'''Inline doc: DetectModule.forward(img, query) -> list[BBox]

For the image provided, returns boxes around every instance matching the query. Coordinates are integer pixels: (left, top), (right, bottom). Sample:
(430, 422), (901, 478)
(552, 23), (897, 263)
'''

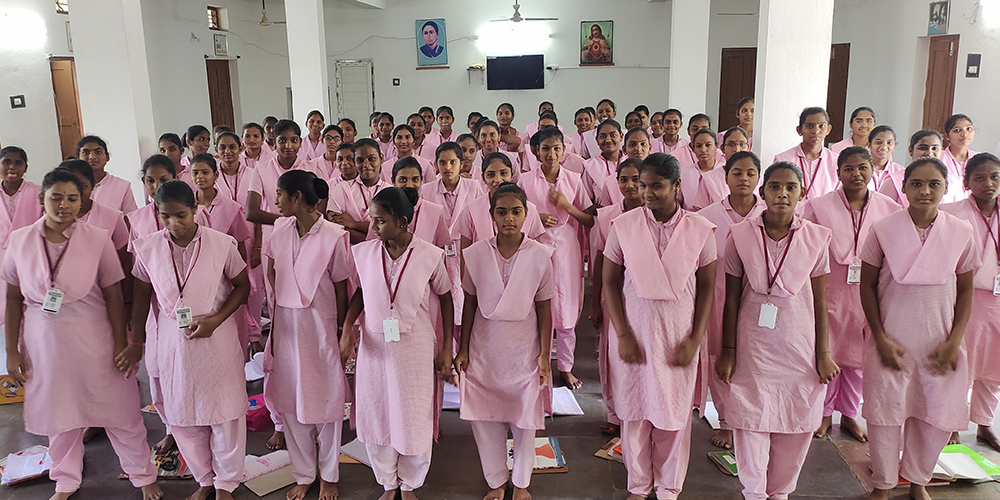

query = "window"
(207, 6), (221, 30)
(56, 0), (69, 14)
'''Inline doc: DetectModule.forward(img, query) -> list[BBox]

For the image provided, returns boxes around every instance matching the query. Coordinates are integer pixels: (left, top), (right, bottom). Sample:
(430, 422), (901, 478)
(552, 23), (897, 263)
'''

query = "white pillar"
(753, 0), (835, 163)
(668, 0), (711, 122)
(70, 0), (156, 193)
(285, 0), (330, 123)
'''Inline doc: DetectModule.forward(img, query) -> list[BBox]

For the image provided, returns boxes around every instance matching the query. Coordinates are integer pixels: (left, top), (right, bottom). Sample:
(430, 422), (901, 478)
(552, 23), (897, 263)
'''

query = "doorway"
(825, 43), (851, 144)
(206, 59), (235, 130)
(922, 34), (959, 132)
(335, 59), (375, 126)
(49, 57), (83, 160)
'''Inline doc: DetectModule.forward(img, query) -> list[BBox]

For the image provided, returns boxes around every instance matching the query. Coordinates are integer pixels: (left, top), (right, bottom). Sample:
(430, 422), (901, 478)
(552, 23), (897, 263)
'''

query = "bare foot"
(512, 486), (531, 500)
(484, 485), (505, 500)
(48, 492), (75, 500)
(909, 483), (932, 500)
(814, 415), (833, 439)
(82, 427), (104, 443)
(561, 371), (583, 390)
(401, 490), (419, 500)
(153, 434), (175, 453)
(711, 429), (733, 449)
(377, 489), (397, 500)
(216, 489), (235, 500)
(977, 425), (1000, 451)
(142, 483), (164, 500)
(185, 486), (213, 500)
(287, 483), (312, 500)
(319, 480), (339, 500)
(267, 430), (286, 450)
(599, 422), (620, 436)
(948, 431), (961, 445)
(841, 416), (868, 442)
(867, 488), (890, 500)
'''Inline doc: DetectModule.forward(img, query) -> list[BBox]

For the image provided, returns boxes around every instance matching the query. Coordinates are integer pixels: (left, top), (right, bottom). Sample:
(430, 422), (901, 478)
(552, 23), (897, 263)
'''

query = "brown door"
(825, 43), (851, 144)
(50, 58), (84, 160)
(922, 34), (959, 132)
(718, 48), (757, 132)
(206, 60), (235, 130)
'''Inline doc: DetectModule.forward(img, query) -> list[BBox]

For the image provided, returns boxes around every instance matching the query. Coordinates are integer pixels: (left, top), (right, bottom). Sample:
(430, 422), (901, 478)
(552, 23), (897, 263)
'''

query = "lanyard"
(382, 247), (414, 310)
(357, 181), (376, 212)
(602, 154), (621, 176)
(169, 238), (202, 300)
(221, 168), (239, 202)
(760, 225), (795, 297)
(974, 197), (1000, 265)
(410, 203), (420, 231)
(798, 154), (823, 200)
(42, 232), (70, 288)
(839, 190), (869, 258)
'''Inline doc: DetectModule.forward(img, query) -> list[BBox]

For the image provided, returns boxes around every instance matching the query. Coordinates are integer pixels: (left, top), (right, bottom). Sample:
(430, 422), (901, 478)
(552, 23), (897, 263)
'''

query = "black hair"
(42, 167), (85, 195)
(737, 97), (754, 110)
(142, 154), (177, 177)
(640, 153), (681, 183)
(762, 161), (804, 185)
(154, 180), (196, 209)
(624, 127), (650, 143)
(436, 106), (454, 118)
(532, 126), (564, 147)
(263, 116), (279, 125)
(354, 138), (381, 156)
(689, 113), (712, 128)
(617, 157), (643, 176)
(242, 122), (266, 137)
(538, 111), (558, 126)
(624, 111), (641, 125)
(322, 124), (344, 138)
(306, 110), (324, 122)
(692, 128), (717, 145)
(965, 153), (1000, 185)
(369, 111), (382, 122)
(597, 119), (622, 136)
(392, 156), (423, 181)
(496, 102), (515, 117)
(216, 131), (242, 148)
(476, 119), (501, 136)
(724, 151), (761, 175)
(407, 113), (425, 129)
(904, 157), (949, 183)
(850, 106), (875, 122)
(663, 108), (683, 121)
(392, 124), (416, 139)
(336, 143), (355, 154)
(184, 125), (210, 144)
(418, 106), (434, 115)
(213, 125), (234, 136)
(337, 118), (357, 131)
(797, 107), (829, 127)
(457, 133), (478, 147)
(722, 126), (749, 145)
(908, 129), (943, 151)
(597, 98), (616, 112)
(867, 125), (895, 145)
(158, 133), (184, 150)
(274, 119), (301, 137)
(490, 182), (528, 212)
(191, 153), (218, 173)
(57, 159), (94, 186)
(372, 187), (415, 224)
(574, 108), (591, 119)
(278, 170), (329, 206)
(633, 104), (650, 115)
(378, 112), (394, 124)
(944, 113), (973, 134)
(436, 141), (463, 162)
(0, 146), (27, 164)
(76, 135), (108, 156)
(467, 111), (484, 125)
(538, 101), (554, 111)
(421, 20), (439, 34)
(837, 146), (873, 168)
(482, 151), (513, 174)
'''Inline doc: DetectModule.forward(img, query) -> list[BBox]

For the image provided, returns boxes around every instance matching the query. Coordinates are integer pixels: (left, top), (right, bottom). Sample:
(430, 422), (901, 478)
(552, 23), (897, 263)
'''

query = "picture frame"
(581, 20), (613, 66)
(416, 18), (448, 68)
(214, 33), (228, 57)
(928, 0), (949, 35)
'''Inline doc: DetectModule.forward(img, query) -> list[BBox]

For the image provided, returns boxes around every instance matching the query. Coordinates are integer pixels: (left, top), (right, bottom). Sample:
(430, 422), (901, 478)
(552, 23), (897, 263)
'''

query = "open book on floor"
(1, 445), (51, 485)
(120, 450), (193, 480)
(931, 444), (1000, 483)
(594, 437), (623, 464)
(508, 436), (567, 474)
(708, 450), (738, 476)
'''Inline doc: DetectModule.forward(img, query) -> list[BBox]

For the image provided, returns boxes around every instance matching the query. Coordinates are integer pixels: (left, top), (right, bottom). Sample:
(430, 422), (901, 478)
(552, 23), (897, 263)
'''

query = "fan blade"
(489, 18), (512, 22)
(523, 17), (558, 21)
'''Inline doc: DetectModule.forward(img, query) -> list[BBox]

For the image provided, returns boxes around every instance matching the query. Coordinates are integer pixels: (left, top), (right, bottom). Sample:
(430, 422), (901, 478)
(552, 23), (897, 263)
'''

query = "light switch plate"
(9, 95), (25, 109)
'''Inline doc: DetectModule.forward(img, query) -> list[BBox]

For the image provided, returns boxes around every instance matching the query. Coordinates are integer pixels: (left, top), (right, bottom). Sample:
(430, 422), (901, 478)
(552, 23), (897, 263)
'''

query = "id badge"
(42, 289), (63, 314)
(758, 302), (778, 329)
(994, 274), (1000, 297)
(444, 242), (457, 258)
(847, 263), (862, 285)
(176, 306), (193, 329)
(383, 317), (400, 342)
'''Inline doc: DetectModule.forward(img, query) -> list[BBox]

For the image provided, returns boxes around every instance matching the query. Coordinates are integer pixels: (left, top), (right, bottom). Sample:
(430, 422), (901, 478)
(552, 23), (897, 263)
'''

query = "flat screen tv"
(486, 55), (544, 90)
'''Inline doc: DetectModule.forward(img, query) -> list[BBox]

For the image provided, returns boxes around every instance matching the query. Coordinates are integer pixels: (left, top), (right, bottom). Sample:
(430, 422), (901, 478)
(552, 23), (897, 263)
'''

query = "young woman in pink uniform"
(519, 127), (593, 390)
(338, 119), (358, 145)
(879, 130), (944, 208)
(865, 125), (904, 193)
(861, 157), (978, 500)
(306, 124), (344, 180)
(716, 161), (839, 500)
(940, 114), (979, 204)
(436, 106), (458, 144)
(941, 152), (1000, 451)
(327, 138), (392, 244)
(496, 103), (527, 159)
(454, 152), (546, 251)
(383, 125), (436, 182)
(182, 125), (212, 171)
(130, 180), (250, 500)
(239, 122), (275, 170)
(772, 107), (839, 202)
(603, 153), (717, 500)
(697, 151), (765, 450)
(583, 119), (624, 204)
(679, 128), (727, 211)
(340, 187), (454, 500)
(457, 134), (479, 180)
(803, 147), (901, 442)
(76, 136), (139, 216)
(158, 133), (186, 174)
(0, 145), (43, 258)
(387, 158), (451, 247)
(4, 169), (162, 500)
(328, 143), (359, 187)
(720, 127), (751, 161)
(297, 110), (326, 162)
(830, 107), (876, 156)
(454, 183), (554, 500)
(474, 120), (521, 178)
(265, 170), (353, 500)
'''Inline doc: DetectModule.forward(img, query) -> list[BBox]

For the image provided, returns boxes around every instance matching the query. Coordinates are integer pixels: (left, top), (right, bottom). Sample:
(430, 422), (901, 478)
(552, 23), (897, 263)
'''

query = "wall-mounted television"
(486, 55), (544, 90)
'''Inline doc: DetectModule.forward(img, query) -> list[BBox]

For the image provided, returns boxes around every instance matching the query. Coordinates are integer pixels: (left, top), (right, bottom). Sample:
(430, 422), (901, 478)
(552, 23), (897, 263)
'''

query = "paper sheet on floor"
(340, 438), (371, 467)
(701, 401), (721, 430)
(442, 382), (460, 410)
(245, 352), (265, 381)
(547, 387), (584, 416)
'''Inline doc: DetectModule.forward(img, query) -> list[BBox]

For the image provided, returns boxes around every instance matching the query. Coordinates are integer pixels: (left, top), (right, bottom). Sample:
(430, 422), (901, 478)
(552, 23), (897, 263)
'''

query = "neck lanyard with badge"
(42, 232), (70, 314)
(221, 168), (239, 202)
(798, 154), (823, 200)
(974, 197), (1000, 296)
(170, 239), (201, 329)
(758, 225), (795, 329)
(381, 247), (414, 342)
(841, 191), (868, 285)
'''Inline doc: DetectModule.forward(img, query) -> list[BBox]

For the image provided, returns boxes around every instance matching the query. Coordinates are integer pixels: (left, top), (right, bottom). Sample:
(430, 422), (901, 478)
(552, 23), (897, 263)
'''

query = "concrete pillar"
(668, 0), (711, 121)
(753, 0), (835, 163)
(70, 0), (156, 194)
(284, 0), (330, 123)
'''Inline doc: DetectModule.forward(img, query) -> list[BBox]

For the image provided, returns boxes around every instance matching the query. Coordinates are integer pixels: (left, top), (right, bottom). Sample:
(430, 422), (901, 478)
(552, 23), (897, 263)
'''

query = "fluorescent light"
(477, 21), (550, 56)
(0, 10), (47, 50)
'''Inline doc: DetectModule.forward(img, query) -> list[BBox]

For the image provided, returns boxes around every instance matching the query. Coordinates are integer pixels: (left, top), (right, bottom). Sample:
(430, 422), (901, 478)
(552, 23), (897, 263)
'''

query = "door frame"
(49, 56), (84, 160)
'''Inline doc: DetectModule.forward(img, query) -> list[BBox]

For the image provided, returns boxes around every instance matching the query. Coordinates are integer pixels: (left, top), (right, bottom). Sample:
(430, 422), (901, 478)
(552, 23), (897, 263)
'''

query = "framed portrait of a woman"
(581, 21), (613, 66)
(416, 18), (448, 67)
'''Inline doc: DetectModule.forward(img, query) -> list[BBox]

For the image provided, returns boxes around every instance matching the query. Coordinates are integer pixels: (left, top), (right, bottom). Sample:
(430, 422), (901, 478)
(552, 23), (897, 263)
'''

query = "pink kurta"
(869, 161), (904, 194)
(604, 208), (716, 428)
(860, 210), (978, 430)
(327, 178), (391, 226)
(460, 237), (555, 430)
(413, 138), (440, 162)
(381, 155), (437, 184)
(523, 150), (585, 175)
(0, 180), (43, 326)
(453, 194), (546, 244)
(518, 167), (590, 330)
(674, 145), (725, 169)
(297, 135), (325, 162)
(238, 148), (277, 171)
(581, 128), (600, 160)
(723, 215), (831, 433)
(80, 202), (129, 250)
(471, 150), (521, 181)
(216, 164), (253, 210)
(196, 194), (253, 244)
(679, 163), (727, 211)
(263, 217), (354, 424)
(582, 155), (623, 202)
(127, 204), (161, 242)
(829, 137), (858, 157)
(352, 238), (451, 455)
(131, 226), (248, 427)
(377, 138), (397, 159)
(878, 169), (909, 208)
(3, 220), (135, 435)
(803, 190), (900, 368)
(772, 146), (840, 200)
(92, 173), (138, 215)
(940, 149), (978, 204)
(942, 196), (1000, 384)
(306, 156), (338, 180)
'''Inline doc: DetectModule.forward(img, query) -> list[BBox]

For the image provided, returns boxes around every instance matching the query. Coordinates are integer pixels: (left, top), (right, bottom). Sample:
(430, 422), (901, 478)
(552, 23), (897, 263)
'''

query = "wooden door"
(50, 58), (84, 160)
(718, 48), (756, 132)
(922, 34), (959, 132)
(206, 60), (235, 130)
(825, 43), (851, 144)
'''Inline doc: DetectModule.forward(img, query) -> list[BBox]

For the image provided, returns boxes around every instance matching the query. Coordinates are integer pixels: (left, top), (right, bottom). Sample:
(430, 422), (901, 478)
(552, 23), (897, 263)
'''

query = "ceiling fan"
(490, 0), (558, 22)
(252, 0), (285, 26)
